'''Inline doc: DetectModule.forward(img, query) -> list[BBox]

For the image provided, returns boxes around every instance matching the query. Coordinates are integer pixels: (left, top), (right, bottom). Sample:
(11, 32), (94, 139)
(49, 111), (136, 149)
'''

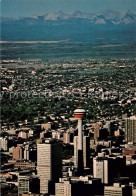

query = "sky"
(1, 0), (136, 17)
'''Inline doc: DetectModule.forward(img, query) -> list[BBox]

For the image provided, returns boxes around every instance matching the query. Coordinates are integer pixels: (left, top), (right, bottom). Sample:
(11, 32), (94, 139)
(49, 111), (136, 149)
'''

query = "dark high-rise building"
(74, 136), (90, 168)
(125, 116), (136, 143)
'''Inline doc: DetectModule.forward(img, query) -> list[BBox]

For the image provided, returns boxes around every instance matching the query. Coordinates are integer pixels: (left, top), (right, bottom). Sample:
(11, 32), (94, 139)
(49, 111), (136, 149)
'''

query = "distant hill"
(1, 10), (136, 42)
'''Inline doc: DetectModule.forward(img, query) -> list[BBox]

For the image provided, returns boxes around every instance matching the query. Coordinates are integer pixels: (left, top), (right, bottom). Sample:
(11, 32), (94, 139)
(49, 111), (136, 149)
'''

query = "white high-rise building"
(0, 137), (8, 151)
(83, 136), (90, 168)
(93, 156), (110, 184)
(37, 139), (63, 194)
(24, 144), (29, 160)
(93, 155), (125, 184)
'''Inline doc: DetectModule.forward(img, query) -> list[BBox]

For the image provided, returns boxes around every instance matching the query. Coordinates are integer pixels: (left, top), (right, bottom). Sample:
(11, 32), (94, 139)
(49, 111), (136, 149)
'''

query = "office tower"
(37, 139), (63, 194)
(13, 146), (23, 160)
(133, 189), (136, 196)
(24, 144), (29, 160)
(74, 136), (90, 168)
(94, 127), (101, 140)
(24, 144), (37, 162)
(125, 116), (136, 143)
(0, 137), (8, 151)
(93, 156), (126, 184)
(83, 136), (90, 168)
(74, 104), (86, 172)
(94, 128), (109, 140)
(63, 132), (70, 144)
(92, 122), (103, 140)
(104, 121), (116, 136)
(63, 132), (73, 144)
(18, 175), (40, 196)
(93, 157), (111, 184)
(104, 183), (132, 196)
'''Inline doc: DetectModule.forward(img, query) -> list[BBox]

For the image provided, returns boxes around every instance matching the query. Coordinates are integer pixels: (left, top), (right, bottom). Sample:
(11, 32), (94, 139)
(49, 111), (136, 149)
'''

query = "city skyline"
(1, 0), (136, 196)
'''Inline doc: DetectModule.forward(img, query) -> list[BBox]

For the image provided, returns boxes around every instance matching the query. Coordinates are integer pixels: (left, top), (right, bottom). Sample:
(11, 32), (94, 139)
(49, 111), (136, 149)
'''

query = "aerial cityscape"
(1, 0), (136, 196)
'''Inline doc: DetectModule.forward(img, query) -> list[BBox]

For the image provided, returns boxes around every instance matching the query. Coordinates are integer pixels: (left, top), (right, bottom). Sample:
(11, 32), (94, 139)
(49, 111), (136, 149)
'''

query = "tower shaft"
(78, 118), (83, 150)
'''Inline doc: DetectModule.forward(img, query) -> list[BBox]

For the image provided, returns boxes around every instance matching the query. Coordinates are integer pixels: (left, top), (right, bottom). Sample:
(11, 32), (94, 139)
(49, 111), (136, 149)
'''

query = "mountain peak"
(121, 9), (132, 16)
(119, 9), (136, 24)
(124, 9), (131, 14)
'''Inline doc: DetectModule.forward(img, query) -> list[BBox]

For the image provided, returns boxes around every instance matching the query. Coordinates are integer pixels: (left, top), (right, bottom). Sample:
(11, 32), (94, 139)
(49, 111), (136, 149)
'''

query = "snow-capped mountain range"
(2, 9), (136, 25)
(1, 10), (136, 41)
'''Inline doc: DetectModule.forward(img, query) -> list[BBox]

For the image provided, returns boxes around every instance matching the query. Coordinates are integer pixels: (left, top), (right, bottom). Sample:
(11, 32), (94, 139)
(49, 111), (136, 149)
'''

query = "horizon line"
(1, 8), (135, 18)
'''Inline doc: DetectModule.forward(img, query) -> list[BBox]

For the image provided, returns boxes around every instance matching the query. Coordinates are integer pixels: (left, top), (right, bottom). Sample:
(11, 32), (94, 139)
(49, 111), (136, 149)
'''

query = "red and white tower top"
(74, 102), (86, 119)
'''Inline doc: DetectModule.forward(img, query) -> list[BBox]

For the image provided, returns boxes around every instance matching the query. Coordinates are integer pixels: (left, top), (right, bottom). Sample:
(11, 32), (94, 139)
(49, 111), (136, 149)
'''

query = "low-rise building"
(104, 183), (132, 196)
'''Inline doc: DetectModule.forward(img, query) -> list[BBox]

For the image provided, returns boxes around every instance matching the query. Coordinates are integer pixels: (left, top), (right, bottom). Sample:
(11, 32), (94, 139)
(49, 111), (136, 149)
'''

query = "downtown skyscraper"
(37, 139), (63, 194)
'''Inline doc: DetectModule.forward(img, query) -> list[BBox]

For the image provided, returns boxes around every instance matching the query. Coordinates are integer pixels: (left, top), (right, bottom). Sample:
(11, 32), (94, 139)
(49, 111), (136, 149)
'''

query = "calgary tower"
(74, 103), (86, 173)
